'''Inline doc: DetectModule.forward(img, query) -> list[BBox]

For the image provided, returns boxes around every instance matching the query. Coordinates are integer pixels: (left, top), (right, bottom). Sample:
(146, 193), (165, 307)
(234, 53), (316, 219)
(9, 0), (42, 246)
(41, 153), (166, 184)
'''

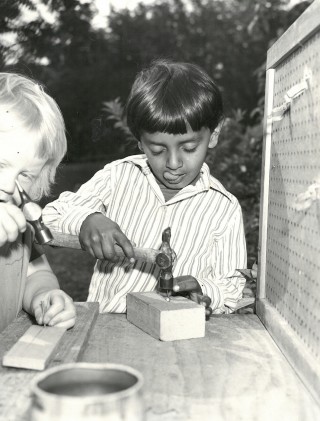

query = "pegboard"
(257, 0), (320, 405)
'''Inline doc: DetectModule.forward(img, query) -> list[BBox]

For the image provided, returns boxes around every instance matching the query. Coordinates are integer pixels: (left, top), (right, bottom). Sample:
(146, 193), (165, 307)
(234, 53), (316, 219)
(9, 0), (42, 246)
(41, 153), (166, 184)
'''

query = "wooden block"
(2, 325), (66, 370)
(127, 291), (205, 341)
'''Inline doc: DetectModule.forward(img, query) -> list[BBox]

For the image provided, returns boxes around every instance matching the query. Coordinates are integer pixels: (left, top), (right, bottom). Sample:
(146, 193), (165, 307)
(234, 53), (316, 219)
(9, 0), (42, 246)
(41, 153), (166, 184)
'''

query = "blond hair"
(0, 72), (67, 200)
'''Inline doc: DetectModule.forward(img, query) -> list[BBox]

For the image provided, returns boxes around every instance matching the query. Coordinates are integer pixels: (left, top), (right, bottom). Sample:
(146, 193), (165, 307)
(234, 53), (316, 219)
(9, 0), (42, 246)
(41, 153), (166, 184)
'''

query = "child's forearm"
(23, 269), (60, 315)
(42, 168), (112, 235)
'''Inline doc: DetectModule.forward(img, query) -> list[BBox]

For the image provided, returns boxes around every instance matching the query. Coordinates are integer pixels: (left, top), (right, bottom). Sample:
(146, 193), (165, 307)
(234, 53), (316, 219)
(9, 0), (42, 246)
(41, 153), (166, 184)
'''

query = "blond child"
(0, 73), (76, 333)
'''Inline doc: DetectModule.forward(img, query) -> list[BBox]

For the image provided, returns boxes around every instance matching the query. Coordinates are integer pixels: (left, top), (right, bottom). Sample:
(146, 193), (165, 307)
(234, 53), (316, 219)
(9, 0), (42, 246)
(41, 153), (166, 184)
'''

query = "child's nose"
(166, 151), (182, 169)
(1, 175), (17, 196)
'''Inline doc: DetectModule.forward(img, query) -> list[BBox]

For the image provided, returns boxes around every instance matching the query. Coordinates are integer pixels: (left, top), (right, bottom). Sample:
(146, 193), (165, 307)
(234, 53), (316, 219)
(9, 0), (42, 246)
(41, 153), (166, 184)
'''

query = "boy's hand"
(0, 202), (26, 247)
(79, 213), (134, 262)
(173, 275), (213, 320)
(32, 289), (76, 329)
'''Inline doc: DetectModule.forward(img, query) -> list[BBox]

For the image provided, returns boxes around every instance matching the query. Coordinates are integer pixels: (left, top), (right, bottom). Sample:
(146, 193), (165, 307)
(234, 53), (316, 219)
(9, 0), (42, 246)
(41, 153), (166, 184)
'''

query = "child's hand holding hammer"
(173, 275), (213, 319)
(79, 213), (135, 263)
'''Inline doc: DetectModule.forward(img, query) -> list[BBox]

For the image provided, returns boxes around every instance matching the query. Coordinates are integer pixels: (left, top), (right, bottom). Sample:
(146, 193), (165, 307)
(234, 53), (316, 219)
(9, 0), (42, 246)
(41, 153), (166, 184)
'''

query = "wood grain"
(81, 314), (320, 421)
(2, 325), (66, 370)
(0, 313), (319, 421)
(127, 291), (205, 341)
(267, 0), (320, 69)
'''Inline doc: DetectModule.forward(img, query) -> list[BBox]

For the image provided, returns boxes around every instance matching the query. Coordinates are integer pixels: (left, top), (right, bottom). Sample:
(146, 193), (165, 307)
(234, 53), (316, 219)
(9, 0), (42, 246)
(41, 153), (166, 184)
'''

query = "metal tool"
(14, 184), (175, 270)
(15, 181), (53, 245)
(49, 230), (172, 268)
(40, 300), (48, 327)
(158, 227), (176, 301)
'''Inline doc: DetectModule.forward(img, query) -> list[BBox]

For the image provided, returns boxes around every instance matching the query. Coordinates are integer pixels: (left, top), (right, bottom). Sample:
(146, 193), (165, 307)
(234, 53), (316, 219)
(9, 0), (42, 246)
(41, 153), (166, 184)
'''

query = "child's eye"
(20, 172), (33, 181)
(184, 147), (197, 153)
(150, 149), (165, 156)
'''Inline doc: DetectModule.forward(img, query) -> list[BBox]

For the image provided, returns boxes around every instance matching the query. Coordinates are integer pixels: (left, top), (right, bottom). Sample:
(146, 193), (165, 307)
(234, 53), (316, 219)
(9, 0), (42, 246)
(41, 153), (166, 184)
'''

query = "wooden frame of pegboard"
(257, 0), (320, 406)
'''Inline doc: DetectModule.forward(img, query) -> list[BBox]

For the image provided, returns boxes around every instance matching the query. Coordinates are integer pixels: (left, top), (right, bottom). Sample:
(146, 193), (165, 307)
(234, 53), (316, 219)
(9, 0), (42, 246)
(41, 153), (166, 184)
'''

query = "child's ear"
(208, 121), (223, 149)
(138, 141), (144, 152)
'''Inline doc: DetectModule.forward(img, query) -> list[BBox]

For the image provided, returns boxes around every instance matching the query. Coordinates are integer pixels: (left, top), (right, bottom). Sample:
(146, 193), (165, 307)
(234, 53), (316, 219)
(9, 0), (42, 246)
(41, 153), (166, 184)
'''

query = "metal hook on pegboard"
(268, 70), (311, 122)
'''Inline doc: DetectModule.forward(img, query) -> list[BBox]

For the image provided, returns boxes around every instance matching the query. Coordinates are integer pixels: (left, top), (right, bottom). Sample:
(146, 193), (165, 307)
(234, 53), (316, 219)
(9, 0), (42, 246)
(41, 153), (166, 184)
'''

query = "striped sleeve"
(42, 166), (113, 235)
(198, 203), (247, 314)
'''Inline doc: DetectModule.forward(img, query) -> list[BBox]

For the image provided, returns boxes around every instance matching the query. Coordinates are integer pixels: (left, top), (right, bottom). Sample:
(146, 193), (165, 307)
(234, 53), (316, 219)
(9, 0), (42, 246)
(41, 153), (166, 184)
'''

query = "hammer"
(157, 227), (176, 299)
(16, 181), (53, 245)
(49, 230), (171, 269)
(16, 182), (173, 269)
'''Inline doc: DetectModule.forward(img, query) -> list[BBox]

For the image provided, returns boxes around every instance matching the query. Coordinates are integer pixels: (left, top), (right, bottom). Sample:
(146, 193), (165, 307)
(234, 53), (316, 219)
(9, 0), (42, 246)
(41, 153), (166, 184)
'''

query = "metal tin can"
(29, 363), (144, 421)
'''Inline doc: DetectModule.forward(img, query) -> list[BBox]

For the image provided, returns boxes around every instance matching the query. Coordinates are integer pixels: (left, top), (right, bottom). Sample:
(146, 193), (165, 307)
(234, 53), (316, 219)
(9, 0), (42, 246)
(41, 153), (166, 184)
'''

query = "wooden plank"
(257, 68), (275, 299)
(2, 325), (66, 370)
(256, 298), (320, 405)
(267, 0), (320, 69)
(1, 302), (99, 371)
(127, 291), (205, 341)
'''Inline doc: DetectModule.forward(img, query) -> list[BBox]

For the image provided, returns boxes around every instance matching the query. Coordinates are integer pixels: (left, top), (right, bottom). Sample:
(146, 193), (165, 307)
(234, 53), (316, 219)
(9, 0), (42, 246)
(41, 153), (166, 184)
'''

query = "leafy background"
(0, 0), (312, 300)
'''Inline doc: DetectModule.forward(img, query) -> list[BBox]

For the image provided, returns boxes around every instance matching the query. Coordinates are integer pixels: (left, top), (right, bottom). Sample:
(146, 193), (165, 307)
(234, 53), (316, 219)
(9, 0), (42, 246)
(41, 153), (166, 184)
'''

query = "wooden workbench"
(0, 306), (319, 421)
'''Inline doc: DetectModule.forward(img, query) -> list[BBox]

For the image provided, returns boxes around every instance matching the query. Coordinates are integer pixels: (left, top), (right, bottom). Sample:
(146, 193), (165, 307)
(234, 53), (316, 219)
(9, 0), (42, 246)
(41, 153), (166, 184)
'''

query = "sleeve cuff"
(58, 207), (103, 235)
(197, 274), (246, 314)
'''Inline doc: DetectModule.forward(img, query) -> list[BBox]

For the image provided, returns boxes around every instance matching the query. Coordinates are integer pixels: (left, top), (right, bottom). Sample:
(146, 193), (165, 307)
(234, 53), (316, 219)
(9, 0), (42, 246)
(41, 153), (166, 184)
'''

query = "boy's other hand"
(32, 289), (76, 329)
(173, 275), (213, 320)
(0, 202), (26, 247)
(79, 213), (134, 262)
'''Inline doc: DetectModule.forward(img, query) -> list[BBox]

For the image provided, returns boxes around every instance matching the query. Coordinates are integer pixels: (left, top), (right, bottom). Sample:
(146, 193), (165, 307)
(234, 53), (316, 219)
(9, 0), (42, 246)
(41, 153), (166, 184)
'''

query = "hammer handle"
(48, 231), (165, 265)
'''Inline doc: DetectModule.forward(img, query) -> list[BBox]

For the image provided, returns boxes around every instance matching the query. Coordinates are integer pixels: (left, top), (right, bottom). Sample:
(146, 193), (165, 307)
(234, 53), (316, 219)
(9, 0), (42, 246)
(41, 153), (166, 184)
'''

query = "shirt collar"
(200, 163), (234, 202)
(125, 154), (233, 203)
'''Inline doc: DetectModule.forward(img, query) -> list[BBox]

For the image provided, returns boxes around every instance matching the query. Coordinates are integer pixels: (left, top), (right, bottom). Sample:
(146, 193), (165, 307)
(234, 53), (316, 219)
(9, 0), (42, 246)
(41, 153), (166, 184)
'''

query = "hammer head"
(158, 227), (176, 293)
(16, 181), (53, 245)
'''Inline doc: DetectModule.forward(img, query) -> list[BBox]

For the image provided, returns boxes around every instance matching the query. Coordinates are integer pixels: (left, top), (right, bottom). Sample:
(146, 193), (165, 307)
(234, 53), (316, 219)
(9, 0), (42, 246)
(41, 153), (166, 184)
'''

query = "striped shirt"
(43, 154), (247, 314)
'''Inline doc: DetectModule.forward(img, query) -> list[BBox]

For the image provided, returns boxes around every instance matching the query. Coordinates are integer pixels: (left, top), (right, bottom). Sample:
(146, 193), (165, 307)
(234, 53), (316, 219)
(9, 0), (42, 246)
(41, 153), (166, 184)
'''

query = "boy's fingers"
(189, 292), (212, 320)
(92, 242), (109, 260)
(100, 241), (120, 262)
(205, 307), (213, 320)
(189, 291), (199, 303)
(189, 292), (211, 308)
(114, 232), (134, 260)
(199, 295), (211, 307)
(173, 276), (200, 293)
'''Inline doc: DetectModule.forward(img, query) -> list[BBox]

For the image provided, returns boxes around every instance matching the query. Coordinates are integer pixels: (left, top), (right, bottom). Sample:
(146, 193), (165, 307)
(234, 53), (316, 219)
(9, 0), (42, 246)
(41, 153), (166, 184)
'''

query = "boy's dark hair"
(126, 59), (223, 140)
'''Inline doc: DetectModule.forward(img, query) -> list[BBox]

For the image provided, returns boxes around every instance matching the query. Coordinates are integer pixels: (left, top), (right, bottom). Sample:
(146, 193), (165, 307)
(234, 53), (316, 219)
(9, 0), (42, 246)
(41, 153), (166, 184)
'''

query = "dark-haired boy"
(43, 59), (247, 316)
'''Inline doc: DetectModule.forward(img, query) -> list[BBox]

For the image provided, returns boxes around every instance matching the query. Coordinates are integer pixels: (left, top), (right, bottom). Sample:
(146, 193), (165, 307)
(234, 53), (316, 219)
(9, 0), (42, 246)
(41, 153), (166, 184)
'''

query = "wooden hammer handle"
(48, 231), (170, 267)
